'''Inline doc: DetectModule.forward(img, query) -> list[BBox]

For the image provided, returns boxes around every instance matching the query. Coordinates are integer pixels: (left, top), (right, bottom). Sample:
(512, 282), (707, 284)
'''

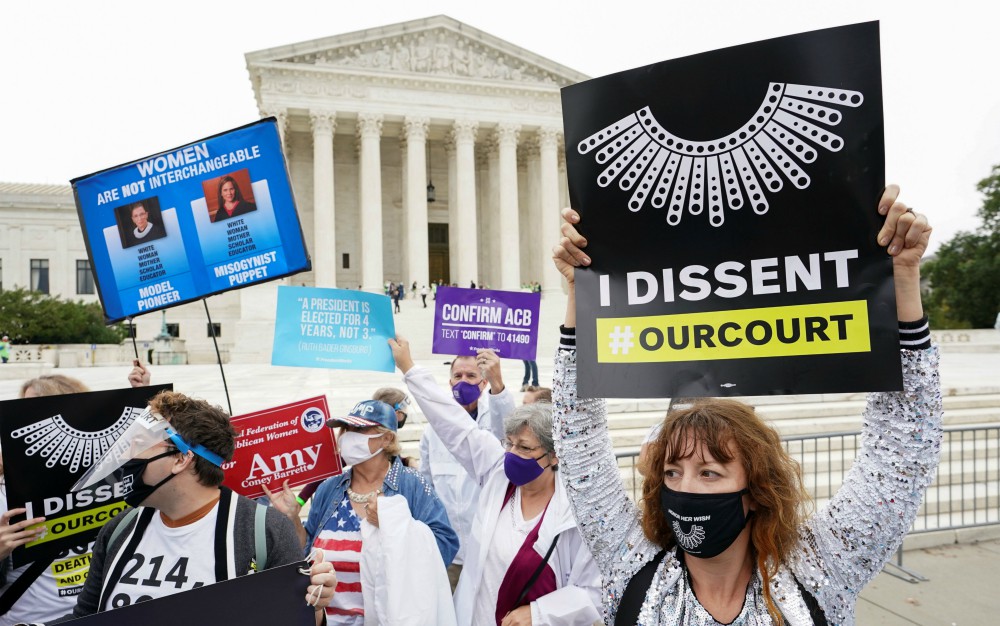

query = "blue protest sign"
(71, 118), (310, 322)
(272, 286), (396, 372)
(432, 287), (541, 360)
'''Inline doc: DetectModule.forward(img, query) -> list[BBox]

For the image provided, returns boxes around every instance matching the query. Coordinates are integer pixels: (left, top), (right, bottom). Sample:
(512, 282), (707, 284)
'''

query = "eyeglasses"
(502, 440), (545, 456)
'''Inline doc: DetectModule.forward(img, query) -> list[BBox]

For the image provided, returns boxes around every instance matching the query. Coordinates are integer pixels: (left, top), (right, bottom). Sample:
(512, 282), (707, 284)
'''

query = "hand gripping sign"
(561, 22), (900, 398)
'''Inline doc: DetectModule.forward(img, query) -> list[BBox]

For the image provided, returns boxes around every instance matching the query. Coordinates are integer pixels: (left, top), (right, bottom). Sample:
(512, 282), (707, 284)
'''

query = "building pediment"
(245, 15), (589, 89)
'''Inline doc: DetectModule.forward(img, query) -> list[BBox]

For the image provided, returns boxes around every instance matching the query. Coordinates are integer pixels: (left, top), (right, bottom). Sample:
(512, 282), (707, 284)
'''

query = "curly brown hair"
(148, 391), (236, 487)
(639, 399), (809, 621)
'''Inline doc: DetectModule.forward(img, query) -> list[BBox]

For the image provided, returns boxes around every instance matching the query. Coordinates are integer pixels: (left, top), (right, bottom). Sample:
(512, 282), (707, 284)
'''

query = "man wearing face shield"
(64, 391), (336, 624)
(416, 349), (515, 590)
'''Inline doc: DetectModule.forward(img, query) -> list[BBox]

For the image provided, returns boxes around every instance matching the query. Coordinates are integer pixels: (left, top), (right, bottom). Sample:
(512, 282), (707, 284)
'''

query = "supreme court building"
(247, 15), (585, 292)
(0, 16), (586, 362)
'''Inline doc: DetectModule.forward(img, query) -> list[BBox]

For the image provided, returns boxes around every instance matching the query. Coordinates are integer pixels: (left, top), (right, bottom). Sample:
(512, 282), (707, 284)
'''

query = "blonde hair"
(19, 375), (89, 398)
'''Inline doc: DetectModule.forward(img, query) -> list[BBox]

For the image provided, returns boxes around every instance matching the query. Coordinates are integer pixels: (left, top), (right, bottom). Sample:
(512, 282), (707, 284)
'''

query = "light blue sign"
(272, 286), (396, 373)
(72, 118), (310, 322)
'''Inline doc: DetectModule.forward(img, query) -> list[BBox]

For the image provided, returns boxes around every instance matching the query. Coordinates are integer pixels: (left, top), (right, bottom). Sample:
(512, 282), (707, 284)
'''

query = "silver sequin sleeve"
(788, 345), (943, 625)
(553, 345), (661, 624)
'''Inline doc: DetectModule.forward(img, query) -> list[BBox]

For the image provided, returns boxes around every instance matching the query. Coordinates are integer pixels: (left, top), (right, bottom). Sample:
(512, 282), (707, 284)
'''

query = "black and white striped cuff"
(899, 316), (931, 351)
(559, 325), (576, 350)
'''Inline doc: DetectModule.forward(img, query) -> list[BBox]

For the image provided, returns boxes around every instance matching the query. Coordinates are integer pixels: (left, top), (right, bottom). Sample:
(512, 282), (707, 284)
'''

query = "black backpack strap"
(512, 533), (560, 609)
(0, 557), (49, 615)
(615, 549), (667, 626)
(98, 507), (156, 611)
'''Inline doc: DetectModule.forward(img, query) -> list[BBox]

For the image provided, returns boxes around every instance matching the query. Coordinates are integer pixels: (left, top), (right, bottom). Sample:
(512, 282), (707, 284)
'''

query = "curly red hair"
(639, 399), (809, 621)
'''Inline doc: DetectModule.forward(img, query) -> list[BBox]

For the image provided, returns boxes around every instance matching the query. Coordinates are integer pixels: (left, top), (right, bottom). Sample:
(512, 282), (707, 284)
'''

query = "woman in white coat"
(390, 337), (602, 626)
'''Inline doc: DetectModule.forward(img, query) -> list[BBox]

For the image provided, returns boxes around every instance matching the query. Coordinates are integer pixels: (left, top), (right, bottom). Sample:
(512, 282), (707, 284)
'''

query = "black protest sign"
(562, 22), (900, 398)
(0, 385), (170, 565)
(68, 562), (314, 626)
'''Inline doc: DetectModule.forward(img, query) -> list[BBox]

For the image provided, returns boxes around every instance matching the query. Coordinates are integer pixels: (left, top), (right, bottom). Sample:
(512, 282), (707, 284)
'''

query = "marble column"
(446, 137), (458, 283)
(523, 140), (542, 287)
(451, 120), (479, 287)
(55, 226), (69, 296)
(265, 108), (289, 153)
(403, 117), (430, 288)
(7, 226), (23, 288)
(495, 123), (521, 290)
(539, 127), (562, 292)
(357, 112), (384, 292)
(311, 111), (336, 287)
(484, 138), (500, 289)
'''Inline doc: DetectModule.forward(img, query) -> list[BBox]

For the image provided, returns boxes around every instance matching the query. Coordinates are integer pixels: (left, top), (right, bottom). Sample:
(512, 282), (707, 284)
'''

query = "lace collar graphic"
(10, 406), (145, 474)
(576, 82), (864, 226)
(672, 520), (706, 551)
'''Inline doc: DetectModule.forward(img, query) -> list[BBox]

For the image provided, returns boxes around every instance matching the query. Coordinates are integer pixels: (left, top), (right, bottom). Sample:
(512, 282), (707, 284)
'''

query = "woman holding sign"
(389, 340), (603, 626)
(267, 400), (459, 625)
(550, 186), (940, 625)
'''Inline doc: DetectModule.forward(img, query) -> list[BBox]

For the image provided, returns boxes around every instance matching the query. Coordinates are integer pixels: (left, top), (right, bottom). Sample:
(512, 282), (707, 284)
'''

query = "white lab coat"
(417, 380), (514, 564)
(405, 366), (603, 626)
(360, 495), (457, 626)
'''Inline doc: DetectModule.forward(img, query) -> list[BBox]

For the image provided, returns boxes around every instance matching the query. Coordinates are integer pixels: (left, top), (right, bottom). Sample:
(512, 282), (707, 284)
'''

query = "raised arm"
(550, 209), (658, 586)
(791, 189), (942, 617)
(389, 336), (505, 484)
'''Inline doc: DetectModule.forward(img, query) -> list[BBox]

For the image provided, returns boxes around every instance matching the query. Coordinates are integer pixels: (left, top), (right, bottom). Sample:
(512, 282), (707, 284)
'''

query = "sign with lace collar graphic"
(0, 384), (171, 565)
(561, 21), (901, 398)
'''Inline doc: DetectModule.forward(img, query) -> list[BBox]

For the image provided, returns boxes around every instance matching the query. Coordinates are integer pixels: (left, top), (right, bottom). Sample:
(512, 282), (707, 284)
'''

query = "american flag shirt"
(313, 494), (364, 624)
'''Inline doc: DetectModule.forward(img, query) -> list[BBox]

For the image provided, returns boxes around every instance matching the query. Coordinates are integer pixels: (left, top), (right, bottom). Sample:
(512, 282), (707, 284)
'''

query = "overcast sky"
(2, 1), (996, 253)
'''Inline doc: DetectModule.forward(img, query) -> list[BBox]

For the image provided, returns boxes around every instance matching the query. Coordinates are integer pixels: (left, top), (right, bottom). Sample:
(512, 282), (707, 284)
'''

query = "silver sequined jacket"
(552, 345), (942, 626)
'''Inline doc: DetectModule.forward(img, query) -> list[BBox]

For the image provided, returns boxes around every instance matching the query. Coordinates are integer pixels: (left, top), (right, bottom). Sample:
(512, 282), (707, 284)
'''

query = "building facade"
(245, 15), (584, 292)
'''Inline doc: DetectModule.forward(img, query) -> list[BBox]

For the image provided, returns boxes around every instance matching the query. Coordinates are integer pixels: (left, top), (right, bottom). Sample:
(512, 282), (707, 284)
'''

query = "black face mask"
(659, 484), (752, 558)
(116, 450), (179, 508)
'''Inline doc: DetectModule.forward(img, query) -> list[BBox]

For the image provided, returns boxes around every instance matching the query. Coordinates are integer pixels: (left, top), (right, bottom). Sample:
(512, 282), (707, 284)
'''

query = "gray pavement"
(858, 539), (1000, 625)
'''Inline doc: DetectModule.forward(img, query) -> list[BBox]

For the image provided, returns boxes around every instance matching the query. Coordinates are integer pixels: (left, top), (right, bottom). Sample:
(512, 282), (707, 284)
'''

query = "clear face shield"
(71, 407), (224, 492)
(72, 407), (171, 492)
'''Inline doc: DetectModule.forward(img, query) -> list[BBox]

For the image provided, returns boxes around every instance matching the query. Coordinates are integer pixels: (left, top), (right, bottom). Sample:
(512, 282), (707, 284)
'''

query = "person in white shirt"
(417, 350), (515, 590)
(392, 336), (602, 626)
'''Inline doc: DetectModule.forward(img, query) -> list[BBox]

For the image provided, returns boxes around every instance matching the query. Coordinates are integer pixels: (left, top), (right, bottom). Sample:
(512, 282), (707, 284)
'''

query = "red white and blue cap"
(327, 400), (398, 432)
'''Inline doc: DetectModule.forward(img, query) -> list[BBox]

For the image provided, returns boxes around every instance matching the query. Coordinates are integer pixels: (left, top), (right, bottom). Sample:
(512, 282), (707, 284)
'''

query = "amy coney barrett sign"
(72, 118), (310, 322)
(562, 22), (901, 398)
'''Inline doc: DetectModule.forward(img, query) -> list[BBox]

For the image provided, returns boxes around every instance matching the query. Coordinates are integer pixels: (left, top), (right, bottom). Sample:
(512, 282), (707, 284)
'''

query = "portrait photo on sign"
(116, 197), (168, 249)
(203, 168), (258, 223)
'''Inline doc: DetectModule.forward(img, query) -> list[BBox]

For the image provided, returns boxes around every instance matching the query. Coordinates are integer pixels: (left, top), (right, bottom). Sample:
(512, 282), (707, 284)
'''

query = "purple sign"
(433, 287), (541, 360)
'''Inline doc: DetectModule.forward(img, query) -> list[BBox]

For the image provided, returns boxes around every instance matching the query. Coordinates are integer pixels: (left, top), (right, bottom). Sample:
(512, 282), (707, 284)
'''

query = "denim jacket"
(305, 455), (459, 567)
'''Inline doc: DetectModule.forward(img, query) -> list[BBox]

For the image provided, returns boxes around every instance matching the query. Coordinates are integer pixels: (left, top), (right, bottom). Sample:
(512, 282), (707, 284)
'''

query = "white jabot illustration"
(11, 406), (144, 473)
(577, 83), (864, 226)
(672, 521), (707, 551)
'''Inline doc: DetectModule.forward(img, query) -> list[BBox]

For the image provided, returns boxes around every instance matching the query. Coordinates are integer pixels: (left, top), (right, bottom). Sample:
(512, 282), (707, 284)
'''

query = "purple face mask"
(503, 452), (546, 486)
(452, 381), (482, 406)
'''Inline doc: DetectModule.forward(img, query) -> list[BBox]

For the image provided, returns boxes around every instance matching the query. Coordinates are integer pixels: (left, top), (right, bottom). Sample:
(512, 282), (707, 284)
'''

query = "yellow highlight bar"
(596, 300), (870, 363)
(27, 501), (129, 547)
